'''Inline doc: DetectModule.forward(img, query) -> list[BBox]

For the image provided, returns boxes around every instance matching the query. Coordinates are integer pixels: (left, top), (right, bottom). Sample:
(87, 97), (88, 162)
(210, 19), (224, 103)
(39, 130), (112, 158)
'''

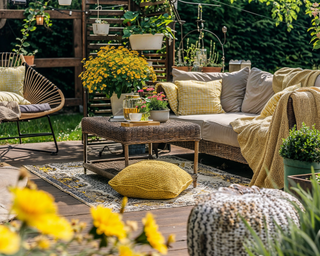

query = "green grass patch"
(0, 114), (83, 145)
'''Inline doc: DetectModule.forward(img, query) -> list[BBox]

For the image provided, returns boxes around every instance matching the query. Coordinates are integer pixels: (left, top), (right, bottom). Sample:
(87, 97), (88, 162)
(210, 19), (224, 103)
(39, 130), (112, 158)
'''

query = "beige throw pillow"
(241, 68), (274, 114)
(175, 80), (225, 115)
(0, 92), (31, 105)
(172, 67), (249, 112)
(0, 66), (25, 97)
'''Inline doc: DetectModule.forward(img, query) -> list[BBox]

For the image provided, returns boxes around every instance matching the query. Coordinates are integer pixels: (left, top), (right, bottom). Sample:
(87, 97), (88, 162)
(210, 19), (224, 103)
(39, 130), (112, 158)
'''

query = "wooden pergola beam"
(0, 10), (81, 19)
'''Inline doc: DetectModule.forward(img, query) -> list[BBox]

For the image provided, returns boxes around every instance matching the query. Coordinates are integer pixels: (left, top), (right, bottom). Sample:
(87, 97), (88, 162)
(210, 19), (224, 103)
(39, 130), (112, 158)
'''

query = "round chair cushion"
(108, 160), (192, 199)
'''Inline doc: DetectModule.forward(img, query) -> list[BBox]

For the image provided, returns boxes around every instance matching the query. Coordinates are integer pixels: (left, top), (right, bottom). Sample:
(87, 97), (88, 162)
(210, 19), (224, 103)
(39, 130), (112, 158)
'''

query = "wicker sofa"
(157, 67), (297, 164)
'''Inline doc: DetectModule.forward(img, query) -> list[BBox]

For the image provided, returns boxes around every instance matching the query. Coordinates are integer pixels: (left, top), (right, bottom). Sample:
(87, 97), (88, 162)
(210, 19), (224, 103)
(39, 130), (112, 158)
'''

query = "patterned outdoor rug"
(24, 156), (251, 212)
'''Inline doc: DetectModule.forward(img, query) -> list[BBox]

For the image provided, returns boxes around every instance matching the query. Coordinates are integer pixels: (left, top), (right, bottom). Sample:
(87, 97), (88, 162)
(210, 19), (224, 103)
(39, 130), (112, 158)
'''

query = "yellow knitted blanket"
(231, 68), (320, 189)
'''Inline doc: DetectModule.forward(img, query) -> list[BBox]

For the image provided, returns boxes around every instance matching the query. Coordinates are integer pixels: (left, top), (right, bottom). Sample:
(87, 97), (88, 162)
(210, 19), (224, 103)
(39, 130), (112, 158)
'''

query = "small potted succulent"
(93, 19), (110, 36)
(123, 11), (174, 50)
(202, 41), (223, 73)
(279, 122), (320, 191)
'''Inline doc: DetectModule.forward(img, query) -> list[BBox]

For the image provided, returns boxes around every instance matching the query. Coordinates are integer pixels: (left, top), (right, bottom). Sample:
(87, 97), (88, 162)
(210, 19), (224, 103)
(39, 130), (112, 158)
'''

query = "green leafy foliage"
(123, 11), (174, 40)
(177, 0), (320, 73)
(243, 168), (320, 256)
(279, 123), (320, 163)
(12, 0), (52, 56)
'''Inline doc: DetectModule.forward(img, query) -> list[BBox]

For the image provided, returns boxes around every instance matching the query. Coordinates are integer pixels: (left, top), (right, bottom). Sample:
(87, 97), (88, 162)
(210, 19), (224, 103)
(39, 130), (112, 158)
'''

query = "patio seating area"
(2, 0), (320, 255)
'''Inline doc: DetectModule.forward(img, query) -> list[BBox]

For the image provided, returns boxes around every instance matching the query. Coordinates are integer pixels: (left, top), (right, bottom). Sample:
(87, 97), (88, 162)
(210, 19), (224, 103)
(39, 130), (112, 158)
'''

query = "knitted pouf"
(187, 184), (303, 256)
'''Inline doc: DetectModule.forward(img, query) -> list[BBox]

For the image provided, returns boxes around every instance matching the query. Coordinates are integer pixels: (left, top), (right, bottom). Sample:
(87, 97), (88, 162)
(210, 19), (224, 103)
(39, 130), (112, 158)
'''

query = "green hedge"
(177, 0), (320, 73)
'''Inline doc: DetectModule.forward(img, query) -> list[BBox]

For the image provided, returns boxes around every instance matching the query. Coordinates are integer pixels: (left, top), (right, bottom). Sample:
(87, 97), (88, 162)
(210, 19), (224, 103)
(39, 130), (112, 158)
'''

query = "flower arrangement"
(147, 92), (169, 111)
(0, 170), (175, 256)
(79, 46), (157, 98)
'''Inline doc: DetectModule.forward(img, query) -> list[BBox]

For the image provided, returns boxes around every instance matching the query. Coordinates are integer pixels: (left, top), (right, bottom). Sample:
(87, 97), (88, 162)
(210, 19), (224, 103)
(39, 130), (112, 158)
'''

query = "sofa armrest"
(287, 97), (296, 130)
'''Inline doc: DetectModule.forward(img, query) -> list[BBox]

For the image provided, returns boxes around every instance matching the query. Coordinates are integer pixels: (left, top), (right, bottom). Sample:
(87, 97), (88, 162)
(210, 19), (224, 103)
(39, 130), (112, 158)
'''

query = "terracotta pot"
(172, 66), (191, 72)
(24, 56), (34, 66)
(202, 67), (222, 73)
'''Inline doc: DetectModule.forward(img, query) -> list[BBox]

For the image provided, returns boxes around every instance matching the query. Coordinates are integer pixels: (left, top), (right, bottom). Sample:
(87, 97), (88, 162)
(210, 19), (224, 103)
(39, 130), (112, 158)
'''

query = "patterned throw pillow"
(0, 92), (30, 105)
(260, 83), (301, 117)
(108, 160), (192, 199)
(0, 66), (25, 97)
(175, 80), (225, 115)
(155, 82), (178, 115)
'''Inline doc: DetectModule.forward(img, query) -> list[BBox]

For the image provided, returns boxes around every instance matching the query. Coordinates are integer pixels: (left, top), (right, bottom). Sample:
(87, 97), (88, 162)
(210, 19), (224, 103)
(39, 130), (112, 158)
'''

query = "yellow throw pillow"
(0, 92), (31, 105)
(260, 83), (301, 117)
(0, 66), (25, 97)
(155, 82), (178, 115)
(108, 160), (192, 199)
(175, 80), (225, 115)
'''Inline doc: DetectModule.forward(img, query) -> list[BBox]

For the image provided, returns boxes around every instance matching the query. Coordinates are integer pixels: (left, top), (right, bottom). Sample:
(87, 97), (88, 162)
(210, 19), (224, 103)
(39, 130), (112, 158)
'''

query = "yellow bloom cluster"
(0, 225), (20, 255)
(91, 205), (127, 240)
(118, 244), (143, 256)
(142, 213), (167, 254)
(79, 46), (157, 95)
(10, 187), (73, 241)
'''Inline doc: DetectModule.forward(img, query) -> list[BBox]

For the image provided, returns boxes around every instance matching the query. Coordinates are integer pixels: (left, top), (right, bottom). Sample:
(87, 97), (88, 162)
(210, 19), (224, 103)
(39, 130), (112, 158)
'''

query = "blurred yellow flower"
(91, 205), (126, 240)
(0, 225), (20, 255)
(142, 213), (167, 254)
(35, 236), (51, 249)
(118, 244), (143, 256)
(39, 216), (73, 241)
(11, 187), (57, 227)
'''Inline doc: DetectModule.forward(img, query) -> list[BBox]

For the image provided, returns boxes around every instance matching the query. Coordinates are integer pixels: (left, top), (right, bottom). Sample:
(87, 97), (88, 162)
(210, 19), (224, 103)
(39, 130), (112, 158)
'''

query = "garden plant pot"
(283, 158), (320, 192)
(287, 172), (320, 198)
(93, 23), (110, 36)
(172, 66), (191, 72)
(129, 33), (164, 50)
(150, 109), (170, 123)
(24, 55), (34, 66)
(58, 0), (72, 5)
(110, 93), (132, 116)
(202, 67), (222, 73)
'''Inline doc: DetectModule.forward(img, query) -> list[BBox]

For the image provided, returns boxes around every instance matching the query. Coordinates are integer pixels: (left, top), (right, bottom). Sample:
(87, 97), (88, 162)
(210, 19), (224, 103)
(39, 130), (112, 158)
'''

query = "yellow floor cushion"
(260, 83), (301, 117)
(175, 80), (225, 115)
(108, 160), (192, 199)
(0, 66), (25, 97)
(0, 92), (31, 105)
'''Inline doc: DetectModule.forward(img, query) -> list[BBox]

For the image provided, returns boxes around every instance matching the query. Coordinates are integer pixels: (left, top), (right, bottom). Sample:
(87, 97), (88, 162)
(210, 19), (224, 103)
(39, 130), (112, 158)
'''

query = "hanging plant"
(92, 3), (110, 36)
(12, 0), (52, 64)
(122, 11), (174, 50)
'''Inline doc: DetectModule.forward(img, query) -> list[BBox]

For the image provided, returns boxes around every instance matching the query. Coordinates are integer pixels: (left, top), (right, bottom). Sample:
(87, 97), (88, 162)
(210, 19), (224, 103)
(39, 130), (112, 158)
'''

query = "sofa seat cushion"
(171, 112), (257, 147)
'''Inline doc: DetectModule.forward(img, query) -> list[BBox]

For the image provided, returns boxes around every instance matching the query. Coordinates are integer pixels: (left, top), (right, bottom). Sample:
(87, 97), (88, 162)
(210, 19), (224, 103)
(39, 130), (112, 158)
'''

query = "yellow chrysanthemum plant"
(0, 169), (174, 256)
(79, 46), (157, 98)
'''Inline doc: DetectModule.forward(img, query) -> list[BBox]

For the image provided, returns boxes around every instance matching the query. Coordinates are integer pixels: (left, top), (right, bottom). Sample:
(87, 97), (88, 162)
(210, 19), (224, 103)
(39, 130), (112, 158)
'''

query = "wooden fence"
(0, 9), (83, 107)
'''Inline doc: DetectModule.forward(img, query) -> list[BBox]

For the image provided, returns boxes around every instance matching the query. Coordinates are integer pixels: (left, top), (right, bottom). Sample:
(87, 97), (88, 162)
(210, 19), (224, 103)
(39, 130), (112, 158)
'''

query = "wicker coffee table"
(82, 117), (201, 187)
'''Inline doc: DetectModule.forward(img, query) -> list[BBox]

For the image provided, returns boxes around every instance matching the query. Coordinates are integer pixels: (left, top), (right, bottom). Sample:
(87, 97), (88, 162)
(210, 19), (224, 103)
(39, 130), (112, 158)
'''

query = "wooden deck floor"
(2, 141), (252, 255)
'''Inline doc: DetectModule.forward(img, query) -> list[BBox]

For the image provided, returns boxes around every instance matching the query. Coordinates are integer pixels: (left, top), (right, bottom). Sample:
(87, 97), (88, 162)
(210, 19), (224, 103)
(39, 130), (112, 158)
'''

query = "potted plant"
(147, 91), (170, 122)
(122, 11), (174, 50)
(279, 122), (320, 191)
(172, 39), (198, 72)
(58, 0), (72, 5)
(202, 41), (223, 73)
(93, 19), (110, 36)
(79, 46), (157, 116)
(135, 95), (150, 121)
(12, 1), (51, 65)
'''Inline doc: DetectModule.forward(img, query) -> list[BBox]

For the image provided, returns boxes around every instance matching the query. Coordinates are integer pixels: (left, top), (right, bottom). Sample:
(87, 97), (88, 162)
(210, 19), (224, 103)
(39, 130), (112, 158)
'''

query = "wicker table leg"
(83, 133), (88, 174)
(148, 143), (152, 157)
(124, 144), (129, 167)
(193, 140), (199, 188)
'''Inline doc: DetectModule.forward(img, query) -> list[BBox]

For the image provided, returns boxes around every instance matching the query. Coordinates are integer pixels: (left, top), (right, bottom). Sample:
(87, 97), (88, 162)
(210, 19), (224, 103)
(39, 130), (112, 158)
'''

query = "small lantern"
(229, 60), (251, 72)
(36, 15), (44, 26)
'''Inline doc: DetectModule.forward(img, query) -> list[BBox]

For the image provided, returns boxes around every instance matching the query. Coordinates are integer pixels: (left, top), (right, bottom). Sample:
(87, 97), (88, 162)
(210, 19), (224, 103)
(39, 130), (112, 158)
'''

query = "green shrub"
(279, 123), (320, 163)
